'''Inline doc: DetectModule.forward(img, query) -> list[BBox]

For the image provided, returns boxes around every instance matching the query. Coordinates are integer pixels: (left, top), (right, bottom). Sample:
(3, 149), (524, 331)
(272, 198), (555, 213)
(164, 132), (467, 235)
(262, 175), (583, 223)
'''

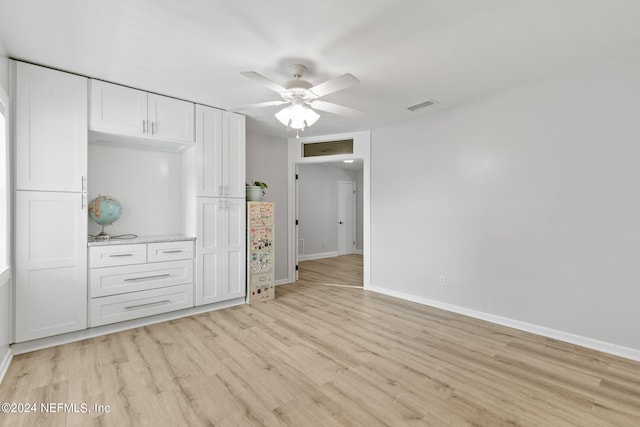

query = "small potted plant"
(246, 181), (268, 201)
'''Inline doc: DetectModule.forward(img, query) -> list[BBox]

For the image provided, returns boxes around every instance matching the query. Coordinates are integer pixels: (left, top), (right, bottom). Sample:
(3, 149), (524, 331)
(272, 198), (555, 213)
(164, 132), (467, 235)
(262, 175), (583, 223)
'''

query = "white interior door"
(337, 181), (356, 255)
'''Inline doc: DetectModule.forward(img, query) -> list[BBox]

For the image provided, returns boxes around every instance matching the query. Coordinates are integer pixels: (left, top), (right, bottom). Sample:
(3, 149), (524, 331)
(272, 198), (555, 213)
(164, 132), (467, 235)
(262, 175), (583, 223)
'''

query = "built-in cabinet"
(88, 239), (195, 327)
(196, 198), (246, 305)
(12, 60), (246, 346)
(195, 105), (246, 306)
(13, 62), (89, 342)
(196, 105), (246, 198)
(15, 61), (88, 192)
(90, 79), (195, 144)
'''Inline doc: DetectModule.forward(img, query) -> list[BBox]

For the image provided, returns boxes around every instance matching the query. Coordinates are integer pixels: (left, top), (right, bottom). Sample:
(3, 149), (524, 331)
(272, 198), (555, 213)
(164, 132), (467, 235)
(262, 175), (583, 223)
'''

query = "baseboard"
(275, 278), (292, 286)
(354, 249), (363, 255)
(368, 286), (640, 363)
(0, 348), (12, 384)
(298, 251), (339, 261)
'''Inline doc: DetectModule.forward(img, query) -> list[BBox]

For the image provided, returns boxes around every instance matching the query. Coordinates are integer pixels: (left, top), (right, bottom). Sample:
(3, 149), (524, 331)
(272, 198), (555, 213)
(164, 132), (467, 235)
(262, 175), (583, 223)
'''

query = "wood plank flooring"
(1, 256), (640, 426)
(298, 254), (363, 287)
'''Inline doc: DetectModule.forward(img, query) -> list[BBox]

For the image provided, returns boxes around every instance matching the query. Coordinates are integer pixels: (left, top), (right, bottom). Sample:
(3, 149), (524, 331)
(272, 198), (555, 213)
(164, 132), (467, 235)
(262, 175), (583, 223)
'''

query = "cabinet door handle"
(109, 253), (134, 258)
(124, 273), (171, 282)
(151, 121), (157, 135)
(124, 299), (171, 310)
(81, 176), (87, 191)
(81, 194), (86, 209)
(143, 119), (147, 134)
(162, 250), (185, 254)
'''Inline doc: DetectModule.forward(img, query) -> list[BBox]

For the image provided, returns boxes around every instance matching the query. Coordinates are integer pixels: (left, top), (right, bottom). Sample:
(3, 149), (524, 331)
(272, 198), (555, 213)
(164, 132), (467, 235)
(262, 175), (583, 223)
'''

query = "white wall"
(371, 55), (640, 354)
(88, 144), (193, 237)
(246, 131), (289, 282)
(0, 45), (11, 380)
(298, 163), (363, 257)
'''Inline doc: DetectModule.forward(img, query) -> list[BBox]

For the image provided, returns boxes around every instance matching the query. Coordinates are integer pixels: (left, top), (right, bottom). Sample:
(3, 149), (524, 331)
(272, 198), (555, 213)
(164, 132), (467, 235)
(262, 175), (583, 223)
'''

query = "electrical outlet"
(439, 275), (446, 286)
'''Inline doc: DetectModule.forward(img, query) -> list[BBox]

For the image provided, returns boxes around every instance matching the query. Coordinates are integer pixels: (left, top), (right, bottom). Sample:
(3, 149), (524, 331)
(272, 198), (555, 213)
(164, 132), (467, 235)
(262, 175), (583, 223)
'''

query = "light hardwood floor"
(298, 254), (363, 287)
(1, 257), (640, 426)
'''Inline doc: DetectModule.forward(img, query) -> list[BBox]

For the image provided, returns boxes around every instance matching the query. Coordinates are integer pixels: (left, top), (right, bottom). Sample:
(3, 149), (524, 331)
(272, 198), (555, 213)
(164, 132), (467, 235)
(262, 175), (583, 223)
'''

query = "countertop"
(88, 234), (196, 247)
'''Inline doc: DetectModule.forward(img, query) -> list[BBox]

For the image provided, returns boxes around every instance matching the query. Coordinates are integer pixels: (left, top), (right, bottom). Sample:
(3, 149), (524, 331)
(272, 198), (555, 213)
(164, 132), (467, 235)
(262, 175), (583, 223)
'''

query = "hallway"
(298, 254), (363, 287)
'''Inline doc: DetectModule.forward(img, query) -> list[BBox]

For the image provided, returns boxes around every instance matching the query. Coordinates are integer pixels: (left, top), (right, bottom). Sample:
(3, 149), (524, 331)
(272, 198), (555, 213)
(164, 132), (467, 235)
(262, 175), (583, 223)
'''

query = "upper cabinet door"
(195, 107), (246, 198)
(222, 111), (246, 198)
(90, 80), (147, 137)
(148, 94), (195, 143)
(196, 104), (223, 197)
(15, 62), (88, 192)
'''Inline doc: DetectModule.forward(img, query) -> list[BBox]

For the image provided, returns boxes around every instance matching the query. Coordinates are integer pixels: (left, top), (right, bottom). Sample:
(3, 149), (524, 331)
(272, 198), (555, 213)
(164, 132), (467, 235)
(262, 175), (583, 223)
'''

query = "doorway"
(287, 131), (370, 288)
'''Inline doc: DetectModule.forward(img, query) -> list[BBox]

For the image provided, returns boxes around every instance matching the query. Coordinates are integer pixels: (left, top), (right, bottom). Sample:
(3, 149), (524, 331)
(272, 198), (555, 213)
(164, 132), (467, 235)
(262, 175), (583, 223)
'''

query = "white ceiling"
(1, 0), (640, 138)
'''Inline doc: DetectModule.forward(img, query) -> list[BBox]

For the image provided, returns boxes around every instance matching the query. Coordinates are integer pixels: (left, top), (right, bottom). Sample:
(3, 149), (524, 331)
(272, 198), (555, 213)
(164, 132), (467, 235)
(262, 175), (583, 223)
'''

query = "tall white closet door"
(196, 198), (222, 305)
(15, 191), (88, 342)
(222, 111), (246, 198)
(15, 62), (88, 192)
(222, 198), (246, 300)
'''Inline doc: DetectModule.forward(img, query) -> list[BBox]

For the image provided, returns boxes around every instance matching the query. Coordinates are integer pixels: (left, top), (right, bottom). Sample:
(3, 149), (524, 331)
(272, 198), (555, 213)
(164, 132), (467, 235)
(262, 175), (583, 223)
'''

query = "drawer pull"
(162, 250), (185, 254)
(124, 299), (171, 310)
(124, 273), (171, 282)
(109, 253), (134, 258)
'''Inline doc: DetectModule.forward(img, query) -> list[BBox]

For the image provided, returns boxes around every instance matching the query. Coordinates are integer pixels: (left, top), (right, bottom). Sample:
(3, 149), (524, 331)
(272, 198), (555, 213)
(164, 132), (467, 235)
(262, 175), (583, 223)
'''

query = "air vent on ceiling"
(407, 99), (438, 111)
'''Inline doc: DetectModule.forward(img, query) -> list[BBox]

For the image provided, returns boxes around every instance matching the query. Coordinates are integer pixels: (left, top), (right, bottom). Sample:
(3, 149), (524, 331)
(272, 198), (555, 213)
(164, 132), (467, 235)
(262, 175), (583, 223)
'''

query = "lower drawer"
(90, 259), (193, 297)
(90, 283), (194, 327)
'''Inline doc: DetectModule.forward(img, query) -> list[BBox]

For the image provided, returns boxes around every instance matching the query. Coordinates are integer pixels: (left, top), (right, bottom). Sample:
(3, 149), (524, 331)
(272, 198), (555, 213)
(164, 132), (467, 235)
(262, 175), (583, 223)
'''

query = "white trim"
(11, 297), (245, 355)
(354, 249), (364, 255)
(0, 348), (11, 384)
(288, 131), (371, 288)
(0, 267), (9, 289)
(275, 278), (291, 286)
(298, 251), (339, 261)
(369, 286), (640, 363)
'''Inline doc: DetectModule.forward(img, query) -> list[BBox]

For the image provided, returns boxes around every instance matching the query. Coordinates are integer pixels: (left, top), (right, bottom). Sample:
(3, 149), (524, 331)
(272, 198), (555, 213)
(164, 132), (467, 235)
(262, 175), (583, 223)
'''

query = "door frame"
(287, 131), (371, 289)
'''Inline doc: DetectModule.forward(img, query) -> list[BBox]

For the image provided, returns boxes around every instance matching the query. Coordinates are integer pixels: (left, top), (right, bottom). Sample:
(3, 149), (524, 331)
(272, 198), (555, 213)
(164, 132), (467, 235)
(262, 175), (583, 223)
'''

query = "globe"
(88, 195), (123, 226)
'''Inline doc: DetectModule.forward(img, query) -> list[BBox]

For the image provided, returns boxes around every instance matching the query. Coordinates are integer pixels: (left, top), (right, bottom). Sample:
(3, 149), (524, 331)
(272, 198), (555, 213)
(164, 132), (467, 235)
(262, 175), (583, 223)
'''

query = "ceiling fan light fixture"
(275, 104), (320, 130)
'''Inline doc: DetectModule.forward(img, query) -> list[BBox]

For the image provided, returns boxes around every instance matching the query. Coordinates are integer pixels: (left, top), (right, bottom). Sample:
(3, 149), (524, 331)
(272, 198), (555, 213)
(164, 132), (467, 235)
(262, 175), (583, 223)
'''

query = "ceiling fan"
(231, 64), (360, 135)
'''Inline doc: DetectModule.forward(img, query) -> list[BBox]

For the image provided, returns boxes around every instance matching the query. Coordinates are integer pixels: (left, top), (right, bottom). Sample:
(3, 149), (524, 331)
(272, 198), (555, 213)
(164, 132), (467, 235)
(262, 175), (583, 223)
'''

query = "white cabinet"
(195, 105), (246, 306)
(88, 240), (195, 327)
(15, 62), (88, 192)
(196, 105), (246, 198)
(14, 191), (87, 342)
(90, 80), (195, 144)
(13, 61), (88, 343)
(196, 198), (246, 305)
(89, 81), (147, 137)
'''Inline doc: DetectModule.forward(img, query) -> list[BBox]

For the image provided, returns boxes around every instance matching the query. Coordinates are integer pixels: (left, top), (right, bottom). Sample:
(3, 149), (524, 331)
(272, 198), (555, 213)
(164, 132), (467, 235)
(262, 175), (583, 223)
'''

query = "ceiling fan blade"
(310, 100), (362, 118)
(240, 71), (288, 93)
(229, 100), (288, 112)
(309, 73), (359, 98)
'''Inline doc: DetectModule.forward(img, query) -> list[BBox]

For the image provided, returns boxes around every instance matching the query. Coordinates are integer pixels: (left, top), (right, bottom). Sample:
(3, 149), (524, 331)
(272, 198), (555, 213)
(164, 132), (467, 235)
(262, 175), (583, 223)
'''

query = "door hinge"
(296, 219), (299, 225)
(296, 265), (299, 271)
(295, 174), (299, 180)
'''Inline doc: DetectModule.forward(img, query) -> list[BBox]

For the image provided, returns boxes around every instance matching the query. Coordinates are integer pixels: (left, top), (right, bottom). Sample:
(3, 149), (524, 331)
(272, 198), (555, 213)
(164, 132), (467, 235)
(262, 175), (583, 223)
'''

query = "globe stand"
(94, 225), (112, 241)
